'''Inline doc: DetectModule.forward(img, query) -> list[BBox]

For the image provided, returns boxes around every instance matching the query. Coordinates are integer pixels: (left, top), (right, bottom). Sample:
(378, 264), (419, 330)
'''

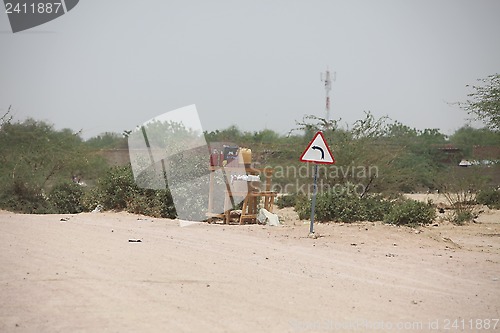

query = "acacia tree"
(0, 119), (107, 212)
(290, 112), (450, 194)
(291, 112), (407, 195)
(460, 74), (500, 131)
(0, 105), (13, 127)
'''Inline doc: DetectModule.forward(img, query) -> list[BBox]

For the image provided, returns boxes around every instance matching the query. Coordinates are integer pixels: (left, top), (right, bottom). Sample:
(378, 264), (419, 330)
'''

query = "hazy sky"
(1, 0), (499, 139)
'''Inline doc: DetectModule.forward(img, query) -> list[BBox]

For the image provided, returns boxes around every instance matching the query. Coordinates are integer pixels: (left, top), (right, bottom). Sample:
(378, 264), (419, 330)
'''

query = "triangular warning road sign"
(299, 131), (335, 164)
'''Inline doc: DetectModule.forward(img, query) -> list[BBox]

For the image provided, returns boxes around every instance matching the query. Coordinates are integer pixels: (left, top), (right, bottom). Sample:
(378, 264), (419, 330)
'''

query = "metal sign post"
(299, 131), (335, 236)
(310, 163), (319, 234)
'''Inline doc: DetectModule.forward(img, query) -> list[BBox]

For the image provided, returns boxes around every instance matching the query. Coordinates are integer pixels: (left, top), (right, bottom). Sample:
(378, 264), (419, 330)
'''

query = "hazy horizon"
(1, 1), (499, 139)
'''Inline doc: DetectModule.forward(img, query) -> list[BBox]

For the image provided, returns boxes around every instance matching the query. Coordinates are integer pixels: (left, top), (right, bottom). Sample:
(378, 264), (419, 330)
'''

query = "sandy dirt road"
(0, 209), (499, 332)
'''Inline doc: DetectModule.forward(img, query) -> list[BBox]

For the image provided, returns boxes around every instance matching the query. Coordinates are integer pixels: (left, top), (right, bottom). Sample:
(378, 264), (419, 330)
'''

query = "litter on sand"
(257, 208), (280, 226)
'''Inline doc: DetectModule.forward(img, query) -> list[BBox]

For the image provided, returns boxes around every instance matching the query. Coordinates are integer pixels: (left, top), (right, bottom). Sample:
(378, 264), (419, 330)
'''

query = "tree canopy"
(461, 74), (500, 131)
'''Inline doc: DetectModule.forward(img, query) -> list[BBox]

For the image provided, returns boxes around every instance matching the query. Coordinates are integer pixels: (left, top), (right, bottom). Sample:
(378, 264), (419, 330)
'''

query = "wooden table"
(207, 166), (276, 224)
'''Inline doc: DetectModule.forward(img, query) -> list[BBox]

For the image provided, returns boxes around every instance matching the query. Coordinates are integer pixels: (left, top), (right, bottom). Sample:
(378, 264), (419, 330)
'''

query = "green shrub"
(48, 182), (84, 214)
(92, 165), (139, 210)
(476, 188), (500, 209)
(452, 210), (474, 225)
(81, 186), (102, 212)
(295, 195), (311, 220)
(125, 189), (176, 218)
(276, 194), (298, 209)
(384, 199), (436, 226)
(0, 180), (52, 214)
(294, 189), (393, 222)
(82, 165), (177, 218)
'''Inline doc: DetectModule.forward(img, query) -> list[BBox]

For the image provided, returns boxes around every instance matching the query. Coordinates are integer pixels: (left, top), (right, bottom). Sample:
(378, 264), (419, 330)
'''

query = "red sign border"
(299, 131), (335, 164)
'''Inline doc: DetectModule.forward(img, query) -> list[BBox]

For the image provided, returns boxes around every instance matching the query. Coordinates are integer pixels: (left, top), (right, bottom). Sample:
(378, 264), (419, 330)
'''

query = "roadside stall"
(207, 146), (276, 224)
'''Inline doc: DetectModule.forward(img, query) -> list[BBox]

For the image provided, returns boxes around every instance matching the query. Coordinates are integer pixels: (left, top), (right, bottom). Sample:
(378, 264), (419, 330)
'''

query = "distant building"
(434, 144), (462, 164)
(472, 146), (500, 160)
(97, 149), (130, 166)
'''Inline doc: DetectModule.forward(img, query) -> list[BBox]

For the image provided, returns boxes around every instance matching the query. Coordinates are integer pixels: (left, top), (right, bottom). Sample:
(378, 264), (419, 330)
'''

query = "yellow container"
(241, 148), (252, 165)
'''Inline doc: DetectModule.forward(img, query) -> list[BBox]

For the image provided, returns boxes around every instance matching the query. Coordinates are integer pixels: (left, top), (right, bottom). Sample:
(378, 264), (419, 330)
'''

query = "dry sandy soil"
(0, 201), (499, 332)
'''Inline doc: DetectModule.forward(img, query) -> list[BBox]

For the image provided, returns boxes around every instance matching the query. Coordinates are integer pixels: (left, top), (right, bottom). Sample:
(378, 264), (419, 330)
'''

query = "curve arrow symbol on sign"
(312, 146), (324, 159)
(299, 131), (335, 164)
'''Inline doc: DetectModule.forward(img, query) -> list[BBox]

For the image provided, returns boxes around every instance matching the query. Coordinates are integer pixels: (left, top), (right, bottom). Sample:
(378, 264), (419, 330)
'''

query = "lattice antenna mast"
(320, 68), (336, 123)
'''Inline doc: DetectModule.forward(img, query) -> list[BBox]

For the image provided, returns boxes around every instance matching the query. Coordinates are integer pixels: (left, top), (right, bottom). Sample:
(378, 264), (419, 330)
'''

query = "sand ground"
(0, 204), (499, 332)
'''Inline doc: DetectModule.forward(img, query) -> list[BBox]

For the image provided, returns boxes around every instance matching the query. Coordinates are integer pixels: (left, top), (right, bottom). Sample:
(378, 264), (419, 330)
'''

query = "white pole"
(321, 68), (333, 123)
